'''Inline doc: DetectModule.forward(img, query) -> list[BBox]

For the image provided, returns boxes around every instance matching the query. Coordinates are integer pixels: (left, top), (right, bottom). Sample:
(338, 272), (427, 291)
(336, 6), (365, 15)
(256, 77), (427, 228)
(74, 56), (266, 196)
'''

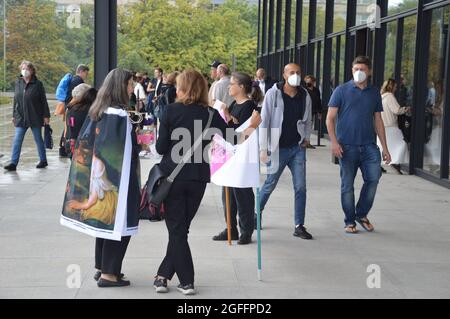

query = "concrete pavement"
(0, 108), (450, 298)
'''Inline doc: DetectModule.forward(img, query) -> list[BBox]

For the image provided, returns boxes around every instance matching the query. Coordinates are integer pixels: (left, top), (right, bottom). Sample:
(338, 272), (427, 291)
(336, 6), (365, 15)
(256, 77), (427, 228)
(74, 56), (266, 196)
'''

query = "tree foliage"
(0, 0), (258, 92)
(118, 0), (258, 75)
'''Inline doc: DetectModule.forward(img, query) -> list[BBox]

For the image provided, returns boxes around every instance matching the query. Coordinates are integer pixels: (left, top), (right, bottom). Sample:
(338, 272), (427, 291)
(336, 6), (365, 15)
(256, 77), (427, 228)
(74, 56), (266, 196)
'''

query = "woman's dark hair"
(71, 88), (98, 112)
(231, 72), (264, 104)
(89, 68), (133, 121)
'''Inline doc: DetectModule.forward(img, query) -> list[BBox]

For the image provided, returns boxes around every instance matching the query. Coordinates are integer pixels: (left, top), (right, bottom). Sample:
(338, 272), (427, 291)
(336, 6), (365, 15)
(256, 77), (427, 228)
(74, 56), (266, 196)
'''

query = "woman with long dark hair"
(87, 68), (141, 287)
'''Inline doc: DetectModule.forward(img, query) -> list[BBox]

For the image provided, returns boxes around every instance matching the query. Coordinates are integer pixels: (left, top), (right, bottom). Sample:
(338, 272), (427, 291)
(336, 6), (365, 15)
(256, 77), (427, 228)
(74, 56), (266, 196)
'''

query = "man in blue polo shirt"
(326, 56), (391, 234)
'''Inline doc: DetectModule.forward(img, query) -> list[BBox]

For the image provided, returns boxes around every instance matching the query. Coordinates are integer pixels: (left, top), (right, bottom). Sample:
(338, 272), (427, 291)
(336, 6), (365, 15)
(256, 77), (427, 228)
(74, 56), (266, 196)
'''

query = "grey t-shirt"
(213, 76), (234, 107)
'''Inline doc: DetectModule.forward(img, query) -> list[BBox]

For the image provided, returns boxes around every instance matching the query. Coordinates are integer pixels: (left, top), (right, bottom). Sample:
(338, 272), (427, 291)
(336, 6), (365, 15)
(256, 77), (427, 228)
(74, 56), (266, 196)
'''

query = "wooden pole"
(225, 186), (232, 246)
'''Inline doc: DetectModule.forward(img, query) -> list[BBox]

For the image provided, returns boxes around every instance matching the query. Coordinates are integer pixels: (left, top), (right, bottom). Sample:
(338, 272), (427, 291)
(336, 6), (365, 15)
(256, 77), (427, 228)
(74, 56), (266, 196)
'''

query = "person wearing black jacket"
(4, 61), (50, 171)
(59, 64), (90, 157)
(305, 75), (323, 148)
(65, 87), (98, 157)
(213, 72), (263, 245)
(153, 69), (261, 295)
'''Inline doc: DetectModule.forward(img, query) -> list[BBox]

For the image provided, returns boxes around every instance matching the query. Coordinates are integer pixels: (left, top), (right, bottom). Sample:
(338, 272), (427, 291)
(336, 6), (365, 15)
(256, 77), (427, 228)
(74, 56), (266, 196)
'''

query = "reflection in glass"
(388, 0), (418, 16)
(334, 0), (347, 33)
(301, 0), (309, 43)
(290, 0), (297, 46)
(423, 7), (449, 175)
(316, 0), (326, 37)
(356, 0), (376, 26)
(384, 22), (397, 80)
(340, 36), (346, 84)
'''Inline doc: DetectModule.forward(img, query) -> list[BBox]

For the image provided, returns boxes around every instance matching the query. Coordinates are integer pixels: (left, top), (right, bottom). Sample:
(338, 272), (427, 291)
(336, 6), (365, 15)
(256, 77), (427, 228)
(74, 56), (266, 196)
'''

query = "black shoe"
(213, 229), (238, 241)
(254, 213), (263, 230)
(153, 277), (169, 293)
(177, 283), (196, 295)
(36, 161), (48, 169)
(4, 163), (17, 171)
(94, 271), (125, 281)
(391, 164), (403, 175)
(237, 235), (252, 245)
(97, 277), (130, 288)
(293, 225), (313, 240)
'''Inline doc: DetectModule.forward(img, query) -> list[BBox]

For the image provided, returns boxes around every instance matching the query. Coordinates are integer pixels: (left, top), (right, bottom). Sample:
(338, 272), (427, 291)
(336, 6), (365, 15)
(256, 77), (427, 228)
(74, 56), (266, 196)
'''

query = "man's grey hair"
(72, 83), (91, 100)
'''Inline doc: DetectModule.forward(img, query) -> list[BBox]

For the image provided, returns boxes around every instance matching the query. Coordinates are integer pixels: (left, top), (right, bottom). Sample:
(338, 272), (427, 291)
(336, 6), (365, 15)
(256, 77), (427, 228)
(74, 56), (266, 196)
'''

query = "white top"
(258, 80), (266, 95)
(134, 83), (147, 101)
(381, 92), (408, 127)
(90, 156), (115, 200)
(213, 76), (234, 107)
(208, 80), (218, 106)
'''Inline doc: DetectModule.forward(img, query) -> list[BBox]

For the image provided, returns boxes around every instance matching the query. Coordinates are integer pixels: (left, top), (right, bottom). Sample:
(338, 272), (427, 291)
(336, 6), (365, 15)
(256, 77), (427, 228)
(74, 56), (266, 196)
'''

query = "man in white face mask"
(326, 56), (391, 234)
(258, 63), (313, 240)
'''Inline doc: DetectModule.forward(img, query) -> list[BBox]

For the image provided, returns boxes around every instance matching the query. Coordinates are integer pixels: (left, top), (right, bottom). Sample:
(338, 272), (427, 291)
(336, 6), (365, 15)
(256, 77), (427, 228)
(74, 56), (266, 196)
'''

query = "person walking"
(326, 56), (391, 234)
(258, 63), (313, 240)
(378, 79), (410, 174)
(4, 61), (50, 171)
(153, 69), (261, 295)
(304, 75), (323, 149)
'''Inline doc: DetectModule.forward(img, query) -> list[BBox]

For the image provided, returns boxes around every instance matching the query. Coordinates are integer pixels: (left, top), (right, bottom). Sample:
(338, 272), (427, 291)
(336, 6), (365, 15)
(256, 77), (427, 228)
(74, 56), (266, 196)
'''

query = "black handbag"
(139, 109), (214, 218)
(44, 124), (54, 149)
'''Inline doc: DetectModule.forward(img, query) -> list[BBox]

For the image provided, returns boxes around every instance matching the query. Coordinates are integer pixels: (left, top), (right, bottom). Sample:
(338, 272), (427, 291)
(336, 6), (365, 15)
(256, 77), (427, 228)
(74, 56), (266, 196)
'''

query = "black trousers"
(157, 180), (207, 285)
(221, 187), (255, 237)
(95, 236), (131, 276)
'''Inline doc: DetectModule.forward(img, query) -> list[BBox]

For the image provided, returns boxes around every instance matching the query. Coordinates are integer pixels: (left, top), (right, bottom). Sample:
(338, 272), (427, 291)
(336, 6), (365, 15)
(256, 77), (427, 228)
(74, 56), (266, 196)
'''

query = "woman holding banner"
(212, 72), (263, 245)
(153, 69), (261, 295)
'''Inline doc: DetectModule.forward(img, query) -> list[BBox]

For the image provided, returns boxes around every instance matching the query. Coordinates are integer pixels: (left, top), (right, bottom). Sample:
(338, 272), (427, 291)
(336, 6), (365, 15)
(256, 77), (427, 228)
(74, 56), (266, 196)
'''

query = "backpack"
(56, 73), (73, 102)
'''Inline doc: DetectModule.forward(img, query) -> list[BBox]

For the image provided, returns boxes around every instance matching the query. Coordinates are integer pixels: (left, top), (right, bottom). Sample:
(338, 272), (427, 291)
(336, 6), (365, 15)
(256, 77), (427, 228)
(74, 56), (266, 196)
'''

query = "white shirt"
(258, 80), (266, 95)
(381, 92), (408, 127)
(134, 82), (147, 101)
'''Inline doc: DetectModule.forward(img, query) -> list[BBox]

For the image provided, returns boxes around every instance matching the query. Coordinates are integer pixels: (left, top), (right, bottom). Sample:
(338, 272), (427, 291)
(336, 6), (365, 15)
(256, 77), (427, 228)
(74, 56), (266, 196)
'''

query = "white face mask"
(287, 74), (301, 87)
(21, 69), (30, 78)
(353, 70), (367, 84)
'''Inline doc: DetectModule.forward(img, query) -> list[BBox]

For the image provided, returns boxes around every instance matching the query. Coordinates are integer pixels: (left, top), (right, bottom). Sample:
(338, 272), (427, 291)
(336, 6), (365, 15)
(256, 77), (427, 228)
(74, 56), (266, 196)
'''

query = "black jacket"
(307, 86), (322, 114)
(156, 102), (229, 183)
(13, 76), (50, 128)
(65, 75), (85, 105)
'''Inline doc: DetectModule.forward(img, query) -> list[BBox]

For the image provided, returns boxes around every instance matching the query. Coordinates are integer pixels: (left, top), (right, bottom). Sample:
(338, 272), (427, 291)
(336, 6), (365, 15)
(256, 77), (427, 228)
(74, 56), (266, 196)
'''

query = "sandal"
(356, 217), (374, 232)
(345, 225), (358, 234)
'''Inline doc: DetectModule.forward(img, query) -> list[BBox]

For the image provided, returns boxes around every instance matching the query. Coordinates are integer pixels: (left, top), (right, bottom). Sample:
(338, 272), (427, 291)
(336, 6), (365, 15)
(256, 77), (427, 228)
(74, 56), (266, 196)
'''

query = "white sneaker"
(177, 284), (196, 295)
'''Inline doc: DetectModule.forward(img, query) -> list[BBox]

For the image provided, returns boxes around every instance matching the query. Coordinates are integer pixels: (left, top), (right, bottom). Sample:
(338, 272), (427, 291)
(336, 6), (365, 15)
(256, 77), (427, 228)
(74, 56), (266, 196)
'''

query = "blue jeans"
(11, 126), (47, 165)
(260, 145), (307, 226)
(339, 143), (381, 227)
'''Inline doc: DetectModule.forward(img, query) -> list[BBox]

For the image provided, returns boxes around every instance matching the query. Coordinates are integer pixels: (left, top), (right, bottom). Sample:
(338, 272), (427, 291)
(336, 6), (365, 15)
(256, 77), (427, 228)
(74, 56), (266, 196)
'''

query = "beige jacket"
(381, 92), (408, 127)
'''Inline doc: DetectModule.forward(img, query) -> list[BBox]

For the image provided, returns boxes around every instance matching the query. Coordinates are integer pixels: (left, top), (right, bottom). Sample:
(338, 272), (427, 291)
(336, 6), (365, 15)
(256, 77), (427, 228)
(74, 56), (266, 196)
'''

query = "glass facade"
(423, 6), (450, 175)
(257, 0), (450, 186)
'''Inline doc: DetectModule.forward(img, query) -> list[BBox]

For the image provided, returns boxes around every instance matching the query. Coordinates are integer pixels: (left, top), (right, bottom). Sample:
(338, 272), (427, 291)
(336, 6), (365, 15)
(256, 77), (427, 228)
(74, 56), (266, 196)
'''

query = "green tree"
(117, 0), (257, 75)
